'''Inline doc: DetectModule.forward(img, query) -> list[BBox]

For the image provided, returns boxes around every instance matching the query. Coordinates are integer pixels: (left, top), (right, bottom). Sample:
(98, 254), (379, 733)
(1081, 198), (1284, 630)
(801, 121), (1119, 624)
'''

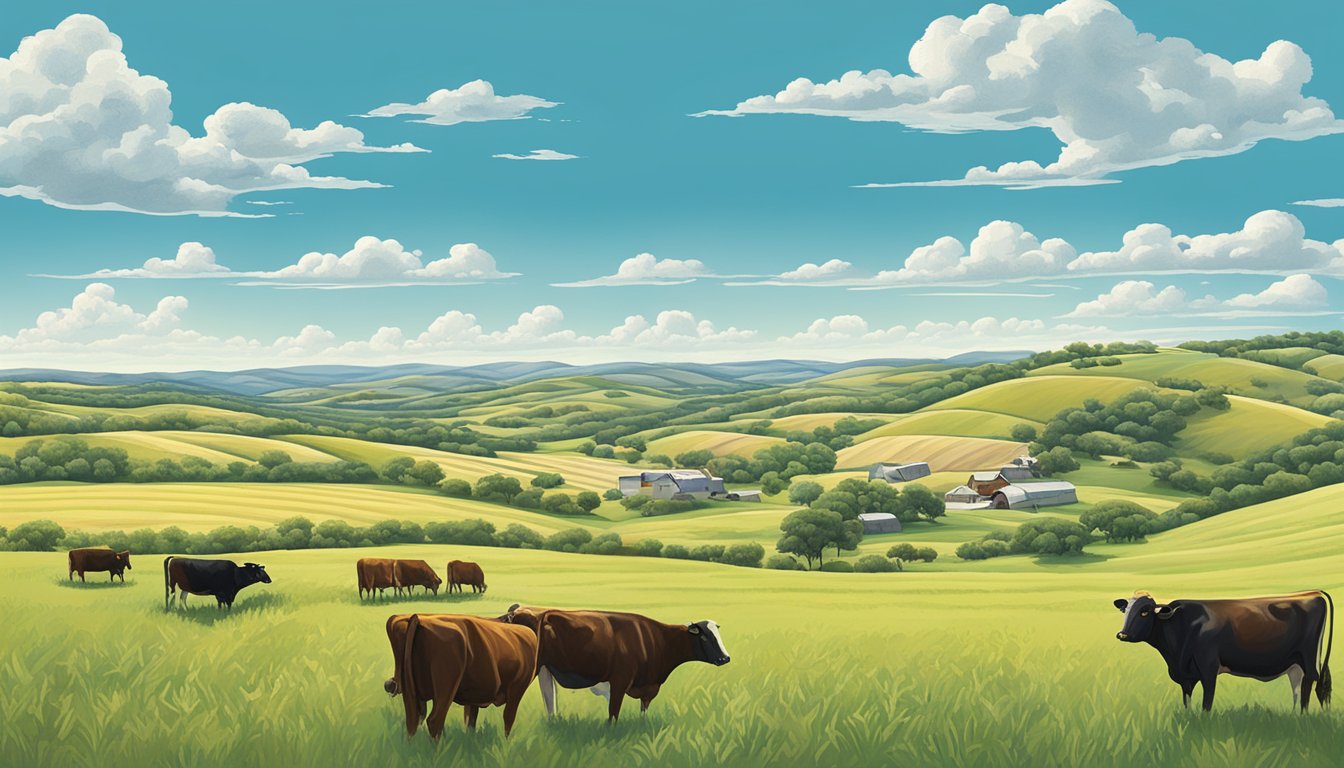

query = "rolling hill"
(644, 430), (786, 459)
(834, 434), (1028, 471)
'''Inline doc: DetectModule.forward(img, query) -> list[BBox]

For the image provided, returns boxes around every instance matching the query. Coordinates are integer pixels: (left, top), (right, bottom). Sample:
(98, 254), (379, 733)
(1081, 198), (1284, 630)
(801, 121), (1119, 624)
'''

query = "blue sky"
(1, 0), (1342, 370)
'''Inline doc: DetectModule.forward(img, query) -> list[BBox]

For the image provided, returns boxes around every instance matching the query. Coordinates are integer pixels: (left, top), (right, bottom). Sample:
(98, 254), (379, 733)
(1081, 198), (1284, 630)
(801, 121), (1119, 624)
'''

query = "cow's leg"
(502, 693), (523, 736)
(1180, 680), (1195, 709)
(1300, 677), (1316, 712)
(537, 666), (557, 717)
(425, 658), (464, 740)
(604, 679), (627, 722)
(463, 705), (479, 729)
(1199, 674), (1218, 712)
(79, 570), (85, 583)
(1287, 665), (1305, 710)
(640, 686), (660, 714)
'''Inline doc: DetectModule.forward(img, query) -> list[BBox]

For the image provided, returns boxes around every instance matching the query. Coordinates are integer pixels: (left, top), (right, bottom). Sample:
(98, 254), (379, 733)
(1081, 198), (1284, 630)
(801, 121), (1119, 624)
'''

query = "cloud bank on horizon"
(696, 0), (1343, 188)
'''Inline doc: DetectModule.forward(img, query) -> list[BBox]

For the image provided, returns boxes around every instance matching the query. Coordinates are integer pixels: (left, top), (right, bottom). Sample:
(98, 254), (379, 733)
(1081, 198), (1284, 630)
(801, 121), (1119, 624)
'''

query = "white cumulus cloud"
(696, 0), (1342, 187)
(0, 15), (424, 216)
(553, 253), (718, 287)
(1064, 274), (1329, 317)
(361, 80), (558, 126)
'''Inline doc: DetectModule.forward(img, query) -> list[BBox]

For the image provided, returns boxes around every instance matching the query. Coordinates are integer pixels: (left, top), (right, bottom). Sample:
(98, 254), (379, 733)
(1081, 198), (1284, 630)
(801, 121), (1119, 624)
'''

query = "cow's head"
(688, 620), (731, 666)
(242, 563), (272, 584)
(1113, 591), (1176, 642)
(497, 603), (541, 630)
(117, 551), (132, 569)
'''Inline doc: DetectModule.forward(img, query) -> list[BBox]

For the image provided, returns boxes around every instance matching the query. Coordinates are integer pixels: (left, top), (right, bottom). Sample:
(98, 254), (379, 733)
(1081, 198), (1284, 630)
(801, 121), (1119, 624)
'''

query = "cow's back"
(359, 557), (396, 589)
(1202, 593), (1328, 652)
(395, 614), (537, 706)
(70, 548), (116, 570)
(535, 610), (657, 679)
(451, 560), (484, 584)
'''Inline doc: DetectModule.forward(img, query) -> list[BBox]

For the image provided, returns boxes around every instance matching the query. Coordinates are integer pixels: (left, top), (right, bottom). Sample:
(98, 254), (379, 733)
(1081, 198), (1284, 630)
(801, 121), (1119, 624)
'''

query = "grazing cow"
(394, 560), (442, 596)
(357, 557), (398, 601)
(1114, 589), (1333, 711)
(448, 560), (487, 594)
(383, 613), (538, 739)
(68, 547), (132, 583)
(164, 556), (272, 611)
(500, 604), (730, 721)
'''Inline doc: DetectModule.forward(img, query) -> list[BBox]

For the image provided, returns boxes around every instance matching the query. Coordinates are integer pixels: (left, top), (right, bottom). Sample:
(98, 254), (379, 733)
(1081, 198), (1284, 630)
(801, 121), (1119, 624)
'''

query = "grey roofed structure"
(868, 462), (932, 483)
(618, 469), (727, 500)
(944, 485), (983, 504)
(997, 465), (1035, 482)
(858, 512), (902, 534)
(989, 481), (1078, 510)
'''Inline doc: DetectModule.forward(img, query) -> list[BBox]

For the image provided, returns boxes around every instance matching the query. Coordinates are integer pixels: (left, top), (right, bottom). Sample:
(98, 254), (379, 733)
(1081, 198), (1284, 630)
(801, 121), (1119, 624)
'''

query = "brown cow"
(357, 557), (398, 600)
(500, 604), (730, 721)
(68, 547), (132, 582)
(448, 560), (487, 594)
(394, 560), (442, 596)
(383, 613), (538, 739)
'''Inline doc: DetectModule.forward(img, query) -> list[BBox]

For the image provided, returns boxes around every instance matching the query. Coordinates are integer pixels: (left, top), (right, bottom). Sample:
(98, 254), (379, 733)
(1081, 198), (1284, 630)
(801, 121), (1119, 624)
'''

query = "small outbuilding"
(997, 465), (1035, 482)
(618, 470), (727, 501)
(989, 481), (1078, 510)
(868, 462), (932, 483)
(944, 485), (983, 504)
(858, 512), (903, 534)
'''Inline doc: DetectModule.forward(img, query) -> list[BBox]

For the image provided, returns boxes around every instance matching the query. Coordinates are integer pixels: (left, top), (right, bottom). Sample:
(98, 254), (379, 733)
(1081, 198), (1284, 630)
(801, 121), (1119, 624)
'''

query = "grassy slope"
(3, 487), (1343, 766)
(855, 409), (1040, 441)
(0, 430), (331, 465)
(1305, 353), (1344, 380)
(644, 430), (785, 459)
(834, 434), (1027, 471)
(1178, 396), (1333, 459)
(924, 375), (1153, 422)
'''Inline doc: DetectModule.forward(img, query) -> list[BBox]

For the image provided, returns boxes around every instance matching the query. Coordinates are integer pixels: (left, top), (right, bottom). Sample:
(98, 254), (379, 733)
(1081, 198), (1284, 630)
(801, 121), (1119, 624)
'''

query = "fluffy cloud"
(0, 15), (423, 216)
(361, 80), (558, 126)
(778, 314), (1109, 352)
(492, 149), (578, 161)
(37, 238), (518, 287)
(553, 253), (717, 287)
(748, 210), (1344, 288)
(696, 0), (1342, 187)
(1064, 274), (1328, 317)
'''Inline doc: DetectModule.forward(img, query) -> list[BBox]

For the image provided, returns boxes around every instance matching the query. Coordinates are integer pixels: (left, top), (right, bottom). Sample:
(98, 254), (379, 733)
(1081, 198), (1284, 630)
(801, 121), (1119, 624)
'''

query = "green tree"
(854, 554), (898, 573)
(776, 508), (848, 570)
(474, 473), (523, 503)
(575, 491), (602, 513)
(788, 481), (824, 507)
(1079, 500), (1156, 543)
(379, 456), (415, 483)
(675, 449), (714, 468)
(898, 484), (945, 522)
(721, 542), (765, 568)
(1010, 423), (1038, 442)
(6, 519), (65, 551)
(531, 472), (565, 489)
(257, 450), (293, 469)
(437, 478), (473, 498)
(404, 460), (445, 487)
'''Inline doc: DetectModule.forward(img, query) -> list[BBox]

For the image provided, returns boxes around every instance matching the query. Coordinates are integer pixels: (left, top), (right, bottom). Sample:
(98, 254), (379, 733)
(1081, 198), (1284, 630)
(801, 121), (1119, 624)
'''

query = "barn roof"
(857, 512), (899, 522)
(969, 471), (1002, 482)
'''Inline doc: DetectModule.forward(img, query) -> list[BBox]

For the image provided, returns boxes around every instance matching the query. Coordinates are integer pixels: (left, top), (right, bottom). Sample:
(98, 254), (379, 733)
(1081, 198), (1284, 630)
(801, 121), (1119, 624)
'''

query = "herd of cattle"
(62, 546), (1333, 736)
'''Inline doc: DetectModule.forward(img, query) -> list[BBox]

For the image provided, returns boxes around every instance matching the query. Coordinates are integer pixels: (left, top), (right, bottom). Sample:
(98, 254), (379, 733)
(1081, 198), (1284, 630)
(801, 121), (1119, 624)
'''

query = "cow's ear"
(507, 603), (520, 613)
(1155, 604), (1178, 620)
(1112, 598), (1128, 612)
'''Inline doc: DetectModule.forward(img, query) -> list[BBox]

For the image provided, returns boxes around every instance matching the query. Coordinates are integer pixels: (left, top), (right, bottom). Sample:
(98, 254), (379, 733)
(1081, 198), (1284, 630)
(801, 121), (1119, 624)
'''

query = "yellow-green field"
(2, 486), (1342, 767)
(1178, 396), (1332, 459)
(1305, 353), (1344, 381)
(0, 430), (334, 465)
(834, 434), (1027, 472)
(924, 375), (1155, 422)
(855, 409), (1039, 441)
(644, 430), (785, 458)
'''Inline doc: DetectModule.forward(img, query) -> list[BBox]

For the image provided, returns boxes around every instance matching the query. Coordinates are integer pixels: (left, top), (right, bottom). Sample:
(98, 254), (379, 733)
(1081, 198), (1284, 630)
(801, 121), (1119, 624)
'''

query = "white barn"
(618, 470), (727, 501)
(858, 512), (903, 534)
(989, 482), (1078, 510)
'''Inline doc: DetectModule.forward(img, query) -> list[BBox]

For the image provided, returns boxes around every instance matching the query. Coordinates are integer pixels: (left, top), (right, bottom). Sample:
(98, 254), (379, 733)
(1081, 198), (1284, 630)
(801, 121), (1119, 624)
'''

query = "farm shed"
(967, 471), (1011, 496)
(858, 512), (902, 534)
(944, 485), (983, 504)
(868, 462), (932, 483)
(989, 482), (1078, 510)
(618, 470), (727, 501)
(997, 465), (1035, 482)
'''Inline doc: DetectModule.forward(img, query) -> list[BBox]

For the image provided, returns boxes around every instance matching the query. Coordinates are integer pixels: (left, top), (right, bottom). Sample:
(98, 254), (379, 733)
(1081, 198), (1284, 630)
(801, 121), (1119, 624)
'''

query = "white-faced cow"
(383, 613), (538, 739)
(1114, 590), (1333, 711)
(499, 604), (731, 721)
(164, 556), (272, 611)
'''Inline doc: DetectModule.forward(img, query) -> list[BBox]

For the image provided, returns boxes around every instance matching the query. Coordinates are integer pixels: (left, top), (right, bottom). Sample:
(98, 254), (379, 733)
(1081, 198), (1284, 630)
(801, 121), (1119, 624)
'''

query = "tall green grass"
(2, 543), (1340, 767)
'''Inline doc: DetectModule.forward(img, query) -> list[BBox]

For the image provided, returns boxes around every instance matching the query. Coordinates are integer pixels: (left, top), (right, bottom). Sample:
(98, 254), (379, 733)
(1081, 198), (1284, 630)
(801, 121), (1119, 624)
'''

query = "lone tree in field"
(776, 507), (849, 570)
(474, 473), (523, 503)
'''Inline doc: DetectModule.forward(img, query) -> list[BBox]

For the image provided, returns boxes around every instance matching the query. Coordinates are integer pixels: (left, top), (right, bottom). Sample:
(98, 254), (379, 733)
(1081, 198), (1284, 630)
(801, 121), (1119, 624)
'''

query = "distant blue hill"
(0, 351), (1033, 396)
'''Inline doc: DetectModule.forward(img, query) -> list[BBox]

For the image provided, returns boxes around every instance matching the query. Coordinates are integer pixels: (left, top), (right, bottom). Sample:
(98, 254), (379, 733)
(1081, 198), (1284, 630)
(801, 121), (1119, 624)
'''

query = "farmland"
(2, 486), (1342, 767)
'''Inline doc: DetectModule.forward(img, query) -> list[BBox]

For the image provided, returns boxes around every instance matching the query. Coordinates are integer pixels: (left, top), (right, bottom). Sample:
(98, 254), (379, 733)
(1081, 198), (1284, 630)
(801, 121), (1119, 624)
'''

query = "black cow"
(164, 556), (272, 610)
(1114, 589), (1333, 711)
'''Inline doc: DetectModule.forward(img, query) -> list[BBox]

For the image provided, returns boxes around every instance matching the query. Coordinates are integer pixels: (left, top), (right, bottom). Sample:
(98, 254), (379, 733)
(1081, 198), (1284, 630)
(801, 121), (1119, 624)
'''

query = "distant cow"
(164, 556), (272, 610)
(68, 547), (132, 583)
(1114, 590), (1333, 711)
(383, 613), (538, 739)
(448, 560), (486, 594)
(500, 604), (730, 721)
(357, 558), (398, 600)
(394, 560), (442, 596)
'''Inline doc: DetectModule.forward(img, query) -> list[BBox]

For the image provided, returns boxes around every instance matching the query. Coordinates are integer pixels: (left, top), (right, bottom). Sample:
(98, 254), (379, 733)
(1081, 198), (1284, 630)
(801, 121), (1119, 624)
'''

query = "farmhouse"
(617, 470), (734, 501)
(858, 512), (902, 534)
(966, 471), (1012, 496)
(868, 462), (932, 483)
(989, 482), (1078, 510)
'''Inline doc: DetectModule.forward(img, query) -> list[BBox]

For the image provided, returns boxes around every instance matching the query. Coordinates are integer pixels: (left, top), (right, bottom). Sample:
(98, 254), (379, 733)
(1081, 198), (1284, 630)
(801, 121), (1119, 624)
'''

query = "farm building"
(997, 464), (1035, 482)
(858, 512), (902, 534)
(944, 485), (983, 504)
(967, 471), (1012, 496)
(618, 470), (727, 501)
(868, 462), (932, 483)
(989, 482), (1078, 510)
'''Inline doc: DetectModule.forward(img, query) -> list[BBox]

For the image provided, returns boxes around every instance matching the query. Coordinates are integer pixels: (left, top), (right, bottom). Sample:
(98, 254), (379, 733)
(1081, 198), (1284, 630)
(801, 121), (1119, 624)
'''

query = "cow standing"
(1114, 590), (1333, 711)
(357, 557), (398, 601)
(394, 560), (442, 596)
(500, 604), (731, 721)
(68, 547), (132, 582)
(164, 556), (272, 610)
(383, 613), (538, 739)
(448, 560), (486, 594)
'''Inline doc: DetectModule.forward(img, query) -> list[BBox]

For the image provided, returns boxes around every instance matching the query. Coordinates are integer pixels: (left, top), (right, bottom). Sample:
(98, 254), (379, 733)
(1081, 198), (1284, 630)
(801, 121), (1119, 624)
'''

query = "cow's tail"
(401, 614), (421, 736)
(67, 551), (74, 580)
(163, 556), (174, 611)
(1318, 590), (1333, 708)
